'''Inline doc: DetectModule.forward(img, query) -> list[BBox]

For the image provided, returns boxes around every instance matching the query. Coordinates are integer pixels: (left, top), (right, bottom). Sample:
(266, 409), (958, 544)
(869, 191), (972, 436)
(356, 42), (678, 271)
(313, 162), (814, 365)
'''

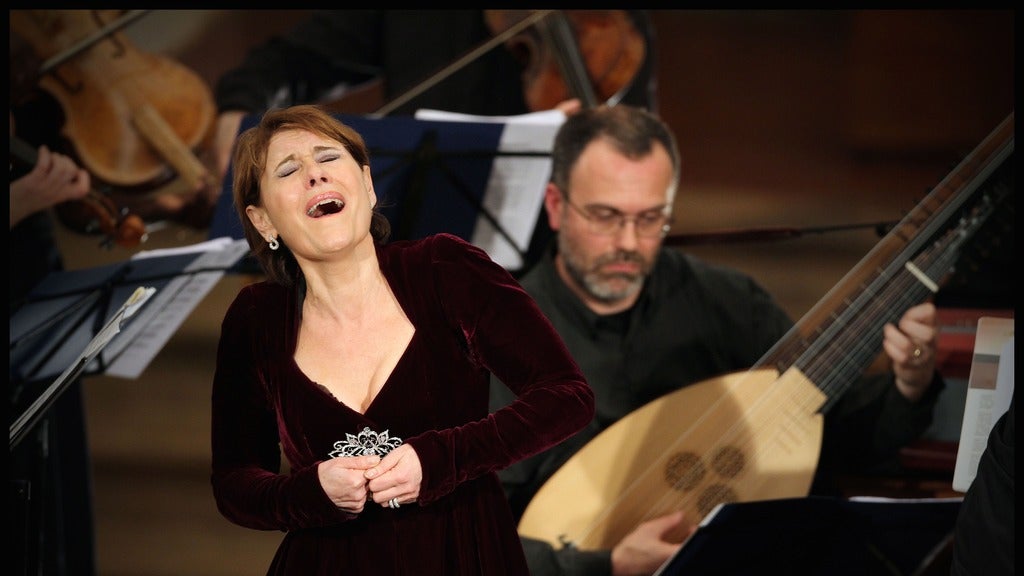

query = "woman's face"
(246, 128), (376, 260)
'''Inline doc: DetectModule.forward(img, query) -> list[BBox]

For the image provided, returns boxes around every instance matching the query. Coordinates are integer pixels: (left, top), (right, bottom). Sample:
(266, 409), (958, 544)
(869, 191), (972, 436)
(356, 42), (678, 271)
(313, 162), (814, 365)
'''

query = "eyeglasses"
(562, 194), (672, 238)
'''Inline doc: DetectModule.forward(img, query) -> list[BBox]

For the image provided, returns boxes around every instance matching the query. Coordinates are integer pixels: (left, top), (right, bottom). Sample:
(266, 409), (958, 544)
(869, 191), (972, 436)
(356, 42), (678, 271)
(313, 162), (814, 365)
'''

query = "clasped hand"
(317, 443), (423, 513)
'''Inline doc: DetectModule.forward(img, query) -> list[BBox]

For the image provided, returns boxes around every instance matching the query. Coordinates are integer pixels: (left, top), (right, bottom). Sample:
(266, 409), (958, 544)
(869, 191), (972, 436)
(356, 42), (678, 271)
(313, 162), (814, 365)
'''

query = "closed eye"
(588, 207), (622, 223)
(638, 211), (667, 225)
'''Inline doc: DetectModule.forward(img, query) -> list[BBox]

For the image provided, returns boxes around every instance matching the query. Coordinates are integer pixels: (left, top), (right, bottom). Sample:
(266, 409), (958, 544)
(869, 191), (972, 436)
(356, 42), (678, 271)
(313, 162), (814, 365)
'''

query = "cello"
(484, 10), (648, 111)
(9, 10), (217, 228)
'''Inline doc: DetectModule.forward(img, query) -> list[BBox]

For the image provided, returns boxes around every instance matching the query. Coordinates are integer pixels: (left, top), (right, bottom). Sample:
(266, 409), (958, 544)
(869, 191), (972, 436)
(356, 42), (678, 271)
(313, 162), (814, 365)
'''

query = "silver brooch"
(329, 426), (403, 459)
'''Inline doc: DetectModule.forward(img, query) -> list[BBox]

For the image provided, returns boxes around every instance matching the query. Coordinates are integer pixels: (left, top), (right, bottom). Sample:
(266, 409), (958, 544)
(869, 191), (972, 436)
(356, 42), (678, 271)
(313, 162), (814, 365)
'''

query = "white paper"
(952, 317), (1015, 492)
(103, 238), (250, 379)
(414, 108), (567, 126)
(130, 236), (236, 259)
(11, 286), (156, 447)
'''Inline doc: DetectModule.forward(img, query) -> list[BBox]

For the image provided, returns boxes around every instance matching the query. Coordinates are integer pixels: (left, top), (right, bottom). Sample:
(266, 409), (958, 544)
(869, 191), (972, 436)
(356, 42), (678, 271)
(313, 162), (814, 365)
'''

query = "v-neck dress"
(211, 234), (594, 575)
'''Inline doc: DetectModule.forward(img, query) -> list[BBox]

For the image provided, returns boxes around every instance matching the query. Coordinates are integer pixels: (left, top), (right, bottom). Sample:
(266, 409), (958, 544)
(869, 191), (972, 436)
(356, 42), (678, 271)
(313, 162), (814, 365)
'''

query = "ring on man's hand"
(388, 497), (400, 509)
(913, 347), (922, 358)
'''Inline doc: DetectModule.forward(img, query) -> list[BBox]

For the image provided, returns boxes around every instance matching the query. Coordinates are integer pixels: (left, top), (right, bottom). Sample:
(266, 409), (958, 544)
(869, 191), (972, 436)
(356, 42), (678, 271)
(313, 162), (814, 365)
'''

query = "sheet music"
(11, 286), (156, 448)
(416, 109), (566, 270)
(102, 238), (250, 379)
(952, 317), (1014, 492)
(414, 109), (566, 126)
(129, 235), (237, 259)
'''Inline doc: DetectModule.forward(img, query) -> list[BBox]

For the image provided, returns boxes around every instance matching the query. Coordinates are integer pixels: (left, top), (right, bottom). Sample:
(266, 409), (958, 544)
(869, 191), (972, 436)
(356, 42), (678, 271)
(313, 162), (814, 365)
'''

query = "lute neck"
(756, 112), (1014, 413)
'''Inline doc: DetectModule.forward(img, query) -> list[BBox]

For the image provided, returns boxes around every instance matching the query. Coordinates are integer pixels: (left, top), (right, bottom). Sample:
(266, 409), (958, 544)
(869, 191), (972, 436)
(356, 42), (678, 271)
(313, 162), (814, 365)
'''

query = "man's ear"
(544, 183), (564, 231)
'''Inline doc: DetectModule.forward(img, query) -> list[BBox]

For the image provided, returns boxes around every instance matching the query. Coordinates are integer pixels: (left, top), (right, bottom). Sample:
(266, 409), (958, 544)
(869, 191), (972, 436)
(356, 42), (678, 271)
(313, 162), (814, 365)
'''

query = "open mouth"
(307, 198), (345, 218)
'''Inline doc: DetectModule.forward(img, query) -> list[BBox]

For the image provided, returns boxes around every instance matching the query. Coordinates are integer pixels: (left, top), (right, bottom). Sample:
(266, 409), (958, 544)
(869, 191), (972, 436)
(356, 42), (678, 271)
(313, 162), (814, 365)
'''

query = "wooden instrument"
(485, 10), (646, 110)
(10, 134), (147, 248)
(518, 112), (1015, 550)
(374, 10), (647, 117)
(9, 10), (216, 222)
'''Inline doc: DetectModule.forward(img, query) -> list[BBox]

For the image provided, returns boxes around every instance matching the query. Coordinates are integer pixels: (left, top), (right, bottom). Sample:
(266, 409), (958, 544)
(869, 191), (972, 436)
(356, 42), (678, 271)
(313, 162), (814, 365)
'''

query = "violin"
(485, 10), (647, 111)
(10, 134), (148, 248)
(9, 10), (216, 225)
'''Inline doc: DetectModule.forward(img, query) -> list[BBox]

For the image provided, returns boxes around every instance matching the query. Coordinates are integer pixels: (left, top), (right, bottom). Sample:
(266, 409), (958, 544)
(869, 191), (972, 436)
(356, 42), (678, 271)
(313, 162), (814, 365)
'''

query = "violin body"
(486, 10), (647, 111)
(10, 10), (216, 219)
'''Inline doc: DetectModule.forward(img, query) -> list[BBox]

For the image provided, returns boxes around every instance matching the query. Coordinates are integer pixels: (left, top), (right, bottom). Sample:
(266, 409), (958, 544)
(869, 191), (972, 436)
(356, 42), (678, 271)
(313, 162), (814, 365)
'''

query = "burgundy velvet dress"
(211, 233), (594, 575)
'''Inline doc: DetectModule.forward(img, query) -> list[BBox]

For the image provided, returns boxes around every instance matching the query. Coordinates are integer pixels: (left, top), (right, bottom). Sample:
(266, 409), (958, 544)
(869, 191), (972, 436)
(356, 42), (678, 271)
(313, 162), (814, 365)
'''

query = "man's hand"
(10, 145), (91, 229)
(554, 98), (583, 116)
(611, 510), (695, 576)
(883, 301), (939, 402)
(209, 111), (247, 189)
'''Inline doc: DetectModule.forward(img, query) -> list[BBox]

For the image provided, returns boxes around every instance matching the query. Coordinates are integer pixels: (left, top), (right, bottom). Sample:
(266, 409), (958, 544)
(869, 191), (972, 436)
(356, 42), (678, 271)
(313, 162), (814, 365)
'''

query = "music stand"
(10, 287), (155, 449)
(654, 496), (962, 576)
(9, 238), (250, 447)
(208, 112), (559, 273)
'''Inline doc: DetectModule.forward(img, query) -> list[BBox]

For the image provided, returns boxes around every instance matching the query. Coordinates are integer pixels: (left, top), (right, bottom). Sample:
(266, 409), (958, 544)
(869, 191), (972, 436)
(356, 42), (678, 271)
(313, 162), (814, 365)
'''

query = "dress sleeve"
(404, 235), (595, 504)
(210, 286), (353, 530)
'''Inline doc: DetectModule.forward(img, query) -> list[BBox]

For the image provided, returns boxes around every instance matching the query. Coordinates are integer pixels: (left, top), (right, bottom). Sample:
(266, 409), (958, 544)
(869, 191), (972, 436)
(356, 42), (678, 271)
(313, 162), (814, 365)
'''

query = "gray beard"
(561, 249), (645, 305)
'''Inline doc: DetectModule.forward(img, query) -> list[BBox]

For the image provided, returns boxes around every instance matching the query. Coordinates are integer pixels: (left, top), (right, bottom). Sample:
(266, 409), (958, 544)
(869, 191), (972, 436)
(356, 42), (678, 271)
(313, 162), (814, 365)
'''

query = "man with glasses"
(490, 104), (943, 576)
